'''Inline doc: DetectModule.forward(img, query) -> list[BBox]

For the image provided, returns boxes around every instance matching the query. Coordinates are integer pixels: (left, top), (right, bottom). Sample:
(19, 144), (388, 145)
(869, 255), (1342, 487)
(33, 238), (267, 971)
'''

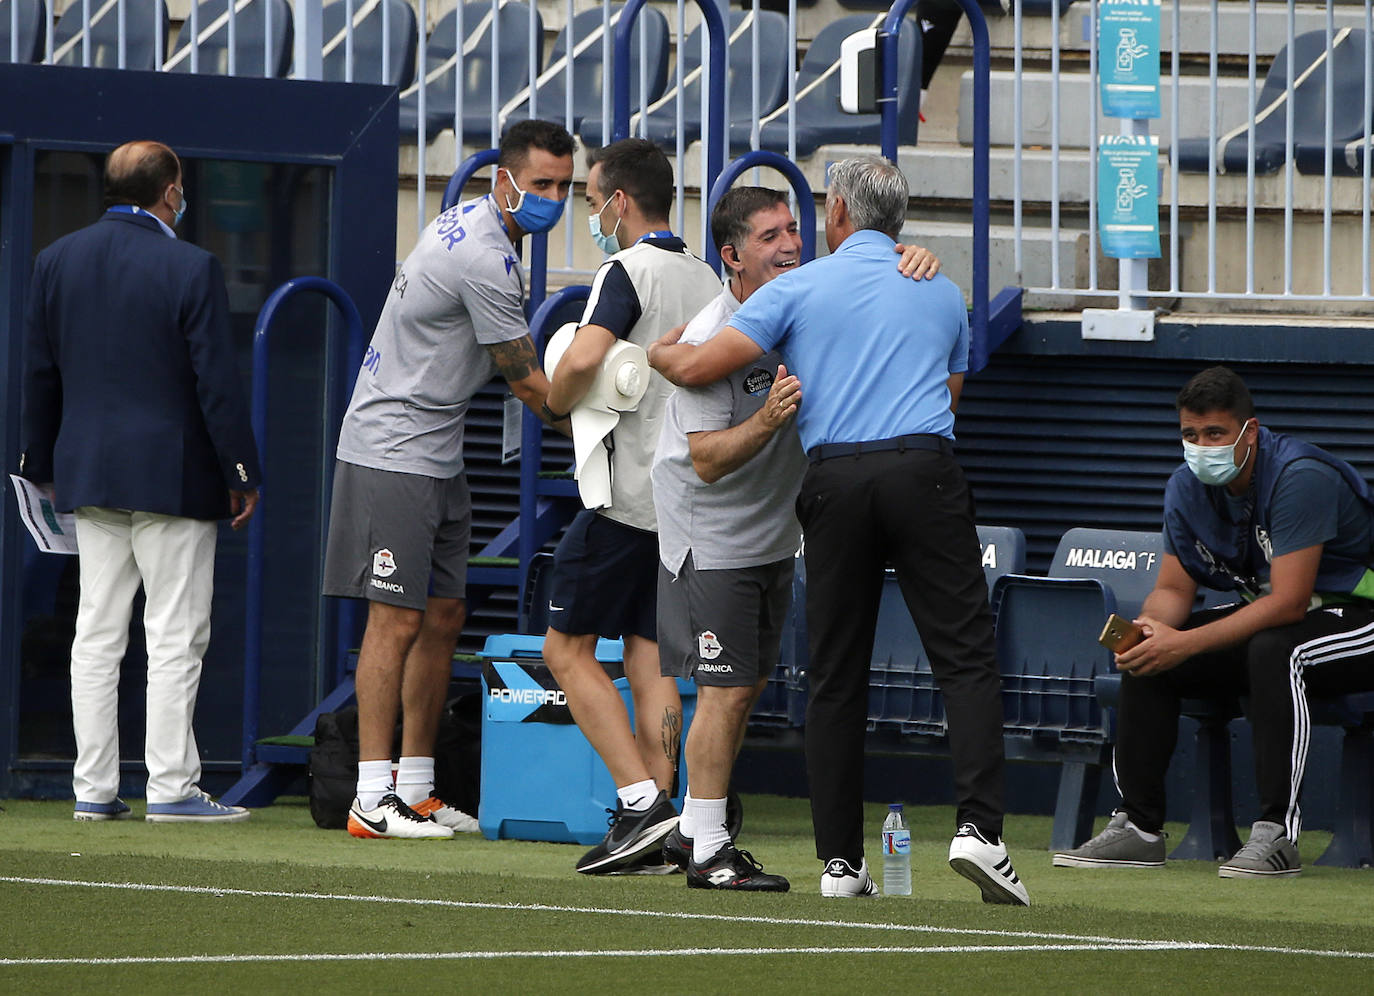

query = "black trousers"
(1115, 602), (1374, 839)
(797, 447), (1005, 864)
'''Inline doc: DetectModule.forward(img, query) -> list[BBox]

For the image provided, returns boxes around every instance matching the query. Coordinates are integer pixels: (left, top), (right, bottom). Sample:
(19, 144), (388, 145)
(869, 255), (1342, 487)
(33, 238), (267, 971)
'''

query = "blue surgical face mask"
(1182, 419), (1254, 486)
(171, 185), (188, 227)
(588, 193), (623, 254)
(501, 169), (564, 234)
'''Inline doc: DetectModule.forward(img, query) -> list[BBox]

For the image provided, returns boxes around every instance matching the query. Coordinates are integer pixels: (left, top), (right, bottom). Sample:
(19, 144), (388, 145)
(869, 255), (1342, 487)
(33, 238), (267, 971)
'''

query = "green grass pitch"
(2, 795), (1370, 992)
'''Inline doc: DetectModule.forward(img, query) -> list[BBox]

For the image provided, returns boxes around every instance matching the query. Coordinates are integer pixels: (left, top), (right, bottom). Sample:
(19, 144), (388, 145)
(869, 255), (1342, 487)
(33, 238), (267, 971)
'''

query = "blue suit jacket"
(21, 211), (262, 520)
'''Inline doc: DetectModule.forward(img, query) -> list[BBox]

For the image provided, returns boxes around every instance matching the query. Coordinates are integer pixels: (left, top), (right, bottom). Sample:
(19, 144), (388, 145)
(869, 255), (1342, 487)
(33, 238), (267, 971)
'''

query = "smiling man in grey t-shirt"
(649, 187), (938, 892)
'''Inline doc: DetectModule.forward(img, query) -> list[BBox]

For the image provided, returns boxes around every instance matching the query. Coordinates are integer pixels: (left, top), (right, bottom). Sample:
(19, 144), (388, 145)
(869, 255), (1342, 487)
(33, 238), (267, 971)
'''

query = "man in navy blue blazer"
(21, 140), (262, 823)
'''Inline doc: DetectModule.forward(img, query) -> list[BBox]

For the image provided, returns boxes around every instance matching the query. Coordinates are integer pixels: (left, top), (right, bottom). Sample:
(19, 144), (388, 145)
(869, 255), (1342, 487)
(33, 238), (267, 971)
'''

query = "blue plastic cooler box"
(477, 634), (696, 844)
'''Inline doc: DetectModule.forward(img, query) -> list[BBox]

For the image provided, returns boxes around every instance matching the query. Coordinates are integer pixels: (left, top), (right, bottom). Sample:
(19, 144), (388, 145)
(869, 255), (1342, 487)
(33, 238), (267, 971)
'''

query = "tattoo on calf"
(661, 707), (682, 770)
(485, 336), (538, 382)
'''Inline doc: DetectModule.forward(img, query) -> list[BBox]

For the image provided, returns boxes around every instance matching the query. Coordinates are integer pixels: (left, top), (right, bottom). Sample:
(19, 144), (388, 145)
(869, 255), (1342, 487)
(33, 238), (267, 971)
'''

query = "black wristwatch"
(541, 403), (571, 423)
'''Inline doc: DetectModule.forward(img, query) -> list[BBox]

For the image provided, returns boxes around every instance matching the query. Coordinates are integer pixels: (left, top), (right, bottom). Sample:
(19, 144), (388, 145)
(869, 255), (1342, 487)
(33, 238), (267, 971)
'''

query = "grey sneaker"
(1218, 821), (1300, 878)
(1052, 812), (1166, 868)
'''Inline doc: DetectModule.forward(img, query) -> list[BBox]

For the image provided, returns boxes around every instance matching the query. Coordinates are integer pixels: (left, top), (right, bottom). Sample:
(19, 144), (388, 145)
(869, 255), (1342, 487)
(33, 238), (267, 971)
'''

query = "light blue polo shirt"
(728, 228), (969, 452)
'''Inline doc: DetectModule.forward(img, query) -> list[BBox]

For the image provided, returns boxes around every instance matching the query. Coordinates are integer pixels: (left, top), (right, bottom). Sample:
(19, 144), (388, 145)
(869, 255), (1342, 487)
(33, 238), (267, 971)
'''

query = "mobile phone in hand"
(1098, 613), (1145, 653)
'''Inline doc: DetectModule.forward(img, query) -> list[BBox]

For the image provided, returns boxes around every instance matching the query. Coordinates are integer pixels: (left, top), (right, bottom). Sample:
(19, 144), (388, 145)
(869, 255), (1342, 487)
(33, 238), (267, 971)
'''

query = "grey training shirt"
(652, 286), (808, 573)
(336, 196), (529, 479)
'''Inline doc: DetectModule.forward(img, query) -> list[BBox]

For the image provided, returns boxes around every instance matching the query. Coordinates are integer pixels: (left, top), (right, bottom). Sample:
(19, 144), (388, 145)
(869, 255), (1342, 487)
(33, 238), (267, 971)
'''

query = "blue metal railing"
(880, 0), (1020, 371)
(613, 0), (727, 270)
(707, 150), (817, 264)
(518, 285), (590, 586)
(241, 276), (365, 775)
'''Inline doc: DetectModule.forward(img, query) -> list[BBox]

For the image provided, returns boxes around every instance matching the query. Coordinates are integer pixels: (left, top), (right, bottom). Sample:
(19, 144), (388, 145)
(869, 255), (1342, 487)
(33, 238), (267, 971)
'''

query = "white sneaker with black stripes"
(820, 857), (877, 897)
(948, 823), (1030, 906)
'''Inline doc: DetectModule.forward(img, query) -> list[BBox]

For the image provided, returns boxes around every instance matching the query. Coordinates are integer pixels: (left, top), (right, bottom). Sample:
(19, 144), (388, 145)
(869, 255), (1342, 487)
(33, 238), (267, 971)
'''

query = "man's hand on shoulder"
(894, 243), (940, 280)
(229, 488), (259, 531)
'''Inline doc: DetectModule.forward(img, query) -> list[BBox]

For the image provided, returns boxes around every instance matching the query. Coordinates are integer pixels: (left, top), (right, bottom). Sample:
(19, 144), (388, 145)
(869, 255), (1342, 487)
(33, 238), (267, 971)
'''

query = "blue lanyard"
(638, 229), (674, 244)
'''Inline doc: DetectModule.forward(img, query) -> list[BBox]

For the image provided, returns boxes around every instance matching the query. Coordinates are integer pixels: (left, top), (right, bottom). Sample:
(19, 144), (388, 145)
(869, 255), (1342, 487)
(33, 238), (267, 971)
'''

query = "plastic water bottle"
(881, 803), (912, 896)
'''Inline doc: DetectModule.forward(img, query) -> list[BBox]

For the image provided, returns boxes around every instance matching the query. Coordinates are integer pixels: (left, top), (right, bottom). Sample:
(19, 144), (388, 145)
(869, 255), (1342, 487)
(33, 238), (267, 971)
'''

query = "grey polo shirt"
(336, 196), (528, 479)
(652, 286), (807, 574)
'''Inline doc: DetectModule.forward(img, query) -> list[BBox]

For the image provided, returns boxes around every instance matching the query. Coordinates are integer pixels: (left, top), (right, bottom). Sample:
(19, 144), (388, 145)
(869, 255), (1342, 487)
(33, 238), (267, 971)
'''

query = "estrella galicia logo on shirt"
(698, 630), (723, 660)
(743, 368), (774, 396)
(373, 548), (397, 578)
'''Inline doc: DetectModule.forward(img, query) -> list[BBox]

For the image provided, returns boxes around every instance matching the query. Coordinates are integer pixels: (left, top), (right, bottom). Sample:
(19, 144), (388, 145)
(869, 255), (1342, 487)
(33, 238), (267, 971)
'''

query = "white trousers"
(70, 507), (217, 805)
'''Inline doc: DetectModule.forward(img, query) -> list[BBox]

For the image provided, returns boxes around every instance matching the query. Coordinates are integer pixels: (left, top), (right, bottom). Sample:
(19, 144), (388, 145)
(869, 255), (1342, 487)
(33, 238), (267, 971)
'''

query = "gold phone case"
(1098, 614), (1144, 653)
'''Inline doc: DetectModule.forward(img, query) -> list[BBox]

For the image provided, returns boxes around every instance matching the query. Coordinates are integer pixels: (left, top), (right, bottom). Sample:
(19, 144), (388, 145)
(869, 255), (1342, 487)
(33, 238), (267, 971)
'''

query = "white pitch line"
(0, 942), (1225, 968)
(2, 876), (1372, 962)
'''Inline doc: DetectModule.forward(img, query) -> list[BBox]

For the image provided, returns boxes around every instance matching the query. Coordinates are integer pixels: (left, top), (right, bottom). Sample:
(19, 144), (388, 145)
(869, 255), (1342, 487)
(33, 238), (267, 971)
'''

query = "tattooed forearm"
(484, 335), (539, 382)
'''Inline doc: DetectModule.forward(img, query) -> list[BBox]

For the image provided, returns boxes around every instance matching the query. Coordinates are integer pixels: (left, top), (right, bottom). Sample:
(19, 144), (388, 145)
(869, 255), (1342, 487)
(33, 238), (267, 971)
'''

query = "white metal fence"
(12, 0), (1374, 315)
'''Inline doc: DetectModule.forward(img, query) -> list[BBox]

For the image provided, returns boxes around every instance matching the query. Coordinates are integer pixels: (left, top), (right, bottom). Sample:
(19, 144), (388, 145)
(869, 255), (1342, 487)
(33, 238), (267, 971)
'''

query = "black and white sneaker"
(575, 790), (679, 875)
(820, 857), (878, 897)
(948, 823), (1030, 906)
(688, 843), (789, 892)
(662, 825), (693, 871)
(346, 794), (453, 840)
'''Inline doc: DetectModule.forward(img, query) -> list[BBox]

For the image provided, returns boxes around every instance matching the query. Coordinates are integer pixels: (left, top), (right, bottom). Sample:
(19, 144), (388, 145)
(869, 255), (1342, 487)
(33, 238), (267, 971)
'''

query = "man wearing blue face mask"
(1054, 365), (1374, 879)
(323, 120), (575, 839)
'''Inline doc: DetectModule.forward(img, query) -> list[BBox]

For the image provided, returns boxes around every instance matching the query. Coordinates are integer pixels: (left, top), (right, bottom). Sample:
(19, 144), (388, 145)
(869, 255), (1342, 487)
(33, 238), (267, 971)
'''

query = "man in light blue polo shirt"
(649, 155), (1029, 906)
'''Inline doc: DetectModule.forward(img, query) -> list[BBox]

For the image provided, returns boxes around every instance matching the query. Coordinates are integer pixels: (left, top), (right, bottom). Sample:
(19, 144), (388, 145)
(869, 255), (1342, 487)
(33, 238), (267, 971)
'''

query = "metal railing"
(1002, 0), (1374, 312)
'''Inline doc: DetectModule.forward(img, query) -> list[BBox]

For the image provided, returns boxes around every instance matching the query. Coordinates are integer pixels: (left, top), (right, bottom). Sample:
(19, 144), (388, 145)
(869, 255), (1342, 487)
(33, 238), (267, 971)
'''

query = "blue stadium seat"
(993, 527), (1163, 850)
(1308, 691), (1374, 867)
(398, 1), (541, 143)
(165, 0), (294, 77)
(1293, 30), (1374, 176)
(1178, 29), (1371, 176)
(579, 9), (788, 155)
(0, 0), (46, 63)
(502, 4), (669, 138)
(866, 525), (1026, 737)
(839, 0), (1009, 12)
(728, 12), (922, 158)
(52, 0), (167, 70)
(753, 551), (806, 729)
(321, 0), (417, 88)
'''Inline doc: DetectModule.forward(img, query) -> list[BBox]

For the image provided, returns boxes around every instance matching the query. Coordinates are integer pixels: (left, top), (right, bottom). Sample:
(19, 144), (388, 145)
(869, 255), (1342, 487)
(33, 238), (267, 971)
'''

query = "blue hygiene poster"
(1099, 0), (1161, 119)
(1098, 135), (1161, 258)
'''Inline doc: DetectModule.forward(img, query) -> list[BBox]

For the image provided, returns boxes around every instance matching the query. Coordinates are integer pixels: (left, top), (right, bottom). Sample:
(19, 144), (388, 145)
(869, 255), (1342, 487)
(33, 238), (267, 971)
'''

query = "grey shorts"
(322, 461), (471, 611)
(657, 555), (794, 687)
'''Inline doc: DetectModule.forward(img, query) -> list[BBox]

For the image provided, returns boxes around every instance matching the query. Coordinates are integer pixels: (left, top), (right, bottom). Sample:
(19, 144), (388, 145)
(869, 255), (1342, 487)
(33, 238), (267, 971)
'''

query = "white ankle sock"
(687, 796), (729, 864)
(679, 792), (700, 839)
(395, 756), (435, 807)
(617, 779), (659, 812)
(1126, 819), (1162, 843)
(356, 760), (394, 811)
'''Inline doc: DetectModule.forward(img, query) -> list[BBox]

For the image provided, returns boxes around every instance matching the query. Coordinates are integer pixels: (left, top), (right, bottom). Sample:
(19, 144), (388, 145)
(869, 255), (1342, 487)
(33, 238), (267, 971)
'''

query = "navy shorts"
(547, 509), (659, 640)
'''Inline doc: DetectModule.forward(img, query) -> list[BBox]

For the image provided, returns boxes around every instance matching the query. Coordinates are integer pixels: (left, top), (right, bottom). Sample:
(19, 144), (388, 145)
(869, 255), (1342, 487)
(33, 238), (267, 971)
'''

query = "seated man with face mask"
(1053, 366), (1374, 879)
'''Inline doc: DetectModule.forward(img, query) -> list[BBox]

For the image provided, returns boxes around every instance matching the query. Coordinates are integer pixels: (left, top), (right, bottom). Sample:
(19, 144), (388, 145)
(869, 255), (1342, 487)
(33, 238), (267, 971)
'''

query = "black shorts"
(657, 555), (793, 687)
(547, 510), (659, 640)
(321, 461), (471, 611)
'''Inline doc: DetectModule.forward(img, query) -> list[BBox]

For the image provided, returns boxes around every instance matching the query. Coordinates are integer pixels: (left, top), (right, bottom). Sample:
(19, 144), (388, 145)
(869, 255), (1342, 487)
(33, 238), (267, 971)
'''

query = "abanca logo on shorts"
(371, 548), (404, 593)
(373, 548), (398, 577)
(698, 630), (723, 660)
